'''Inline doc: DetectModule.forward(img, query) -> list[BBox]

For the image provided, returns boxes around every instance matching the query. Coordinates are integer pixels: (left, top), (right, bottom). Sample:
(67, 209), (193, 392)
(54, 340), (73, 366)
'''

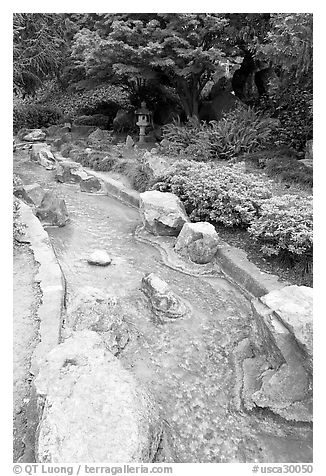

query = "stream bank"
(13, 149), (313, 463)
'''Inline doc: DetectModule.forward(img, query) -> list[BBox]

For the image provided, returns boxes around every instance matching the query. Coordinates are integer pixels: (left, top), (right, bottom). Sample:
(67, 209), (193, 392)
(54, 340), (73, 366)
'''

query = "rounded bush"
(248, 194), (313, 259)
(153, 160), (272, 228)
(13, 103), (62, 132)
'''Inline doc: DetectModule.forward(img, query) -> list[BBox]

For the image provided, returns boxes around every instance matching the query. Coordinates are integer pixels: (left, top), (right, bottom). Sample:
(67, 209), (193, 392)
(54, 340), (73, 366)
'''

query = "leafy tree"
(13, 13), (68, 95)
(255, 14), (313, 151)
(71, 14), (230, 119)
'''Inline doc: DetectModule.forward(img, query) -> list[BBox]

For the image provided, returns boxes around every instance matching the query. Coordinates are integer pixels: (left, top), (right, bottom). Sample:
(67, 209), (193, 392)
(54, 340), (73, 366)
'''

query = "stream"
(14, 152), (313, 463)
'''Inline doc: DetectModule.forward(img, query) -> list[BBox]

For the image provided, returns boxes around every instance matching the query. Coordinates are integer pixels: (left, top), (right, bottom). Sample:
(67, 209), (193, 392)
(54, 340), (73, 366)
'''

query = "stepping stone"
(87, 250), (112, 266)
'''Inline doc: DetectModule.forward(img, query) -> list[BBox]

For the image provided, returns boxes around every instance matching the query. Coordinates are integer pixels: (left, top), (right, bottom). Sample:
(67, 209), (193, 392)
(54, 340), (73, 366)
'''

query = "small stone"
(80, 176), (102, 193)
(87, 250), (112, 266)
(125, 135), (135, 149)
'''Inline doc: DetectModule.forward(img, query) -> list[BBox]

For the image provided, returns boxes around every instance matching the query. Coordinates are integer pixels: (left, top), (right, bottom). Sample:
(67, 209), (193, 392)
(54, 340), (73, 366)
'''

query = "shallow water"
(14, 154), (313, 463)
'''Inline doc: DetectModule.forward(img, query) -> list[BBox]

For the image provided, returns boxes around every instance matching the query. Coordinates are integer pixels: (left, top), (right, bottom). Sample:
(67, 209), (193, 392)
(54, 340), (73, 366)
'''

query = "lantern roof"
(135, 101), (151, 115)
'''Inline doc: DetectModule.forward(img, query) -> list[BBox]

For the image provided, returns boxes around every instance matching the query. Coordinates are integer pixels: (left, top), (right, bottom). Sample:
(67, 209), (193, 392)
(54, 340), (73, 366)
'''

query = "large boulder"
(80, 176), (102, 193)
(240, 289), (313, 423)
(55, 160), (88, 183)
(260, 285), (313, 373)
(141, 273), (188, 321)
(30, 143), (56, 169)
(139, 191), (189, 236)
(24, 183), (46, 207)
(65, 287), (129, 356)
(35, 191), (69, 227)
(23, 129), (46, 142)
(175, 222), (220, 264)
(34, 330), (162, 462)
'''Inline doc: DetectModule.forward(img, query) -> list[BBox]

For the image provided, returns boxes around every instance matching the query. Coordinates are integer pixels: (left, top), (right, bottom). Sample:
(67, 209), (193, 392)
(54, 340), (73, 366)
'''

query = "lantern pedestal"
(135, 101), (152, 144)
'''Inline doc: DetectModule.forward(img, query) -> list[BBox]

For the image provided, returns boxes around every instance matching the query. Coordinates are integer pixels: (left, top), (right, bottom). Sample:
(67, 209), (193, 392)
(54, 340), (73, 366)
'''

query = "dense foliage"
(161, 106), (278, 160)
(248, 194), (313, 262)
(153, 160), (272, 227)
(13, 100), (62, 132)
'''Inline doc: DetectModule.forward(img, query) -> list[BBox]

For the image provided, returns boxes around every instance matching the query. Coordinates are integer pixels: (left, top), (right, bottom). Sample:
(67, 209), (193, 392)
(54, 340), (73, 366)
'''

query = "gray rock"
(13, 185), (34, 206)
(241, 295), (313, 422)
(66, 287), (129, 356)
(23, 129), (46, 142)
(141, 273), (188, 321)
(87, 249), (112, 266)
(36, 191), (69, 227)
(125, 135), (135, 149)
(261, 285), (313, 373)
(299, 159), (313, 169)
(175, 222), (220, 264)
(80, 176), (102, 193)
(24, 183), (46, 207)
(30, 143), (56, 168)
(34, 330), (162, 462)
(88, 128), (112, 145)
(139, 190), (189, 236)
(142, 152), (174, 178)
(55, 160), (88, 183)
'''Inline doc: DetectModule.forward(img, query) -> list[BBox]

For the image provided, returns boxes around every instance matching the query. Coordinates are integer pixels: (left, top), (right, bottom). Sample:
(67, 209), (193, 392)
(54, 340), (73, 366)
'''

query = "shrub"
(258, 83), (313, 153)
(13, 198), (26, 243)
(206, 107), (278, 160)
(264, 156), (313, 187)
(74, 114), (111, 128)
(248, 195), (313, 264)
(160, 106), (277, 161)
(13, 101), (62, 132)
(40, 84), (130, 121)
(152, 160), (272, 228)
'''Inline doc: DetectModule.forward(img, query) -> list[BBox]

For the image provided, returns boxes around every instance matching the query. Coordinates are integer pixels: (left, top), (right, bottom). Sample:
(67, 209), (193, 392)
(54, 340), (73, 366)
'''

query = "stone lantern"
(135, 101), (152, 143)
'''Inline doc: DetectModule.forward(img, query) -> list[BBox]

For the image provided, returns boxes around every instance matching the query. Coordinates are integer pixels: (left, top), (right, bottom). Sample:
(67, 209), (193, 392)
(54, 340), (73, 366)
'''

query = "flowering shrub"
(161, 106), (277, 161)
(153, 160), (272, 228)
(248, 195), (313, 259)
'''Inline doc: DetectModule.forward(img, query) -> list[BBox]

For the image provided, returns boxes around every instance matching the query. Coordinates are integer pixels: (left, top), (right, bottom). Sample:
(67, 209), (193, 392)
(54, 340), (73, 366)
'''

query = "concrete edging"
(81, 170), (286, 298)
(19, 200), (65, 374)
